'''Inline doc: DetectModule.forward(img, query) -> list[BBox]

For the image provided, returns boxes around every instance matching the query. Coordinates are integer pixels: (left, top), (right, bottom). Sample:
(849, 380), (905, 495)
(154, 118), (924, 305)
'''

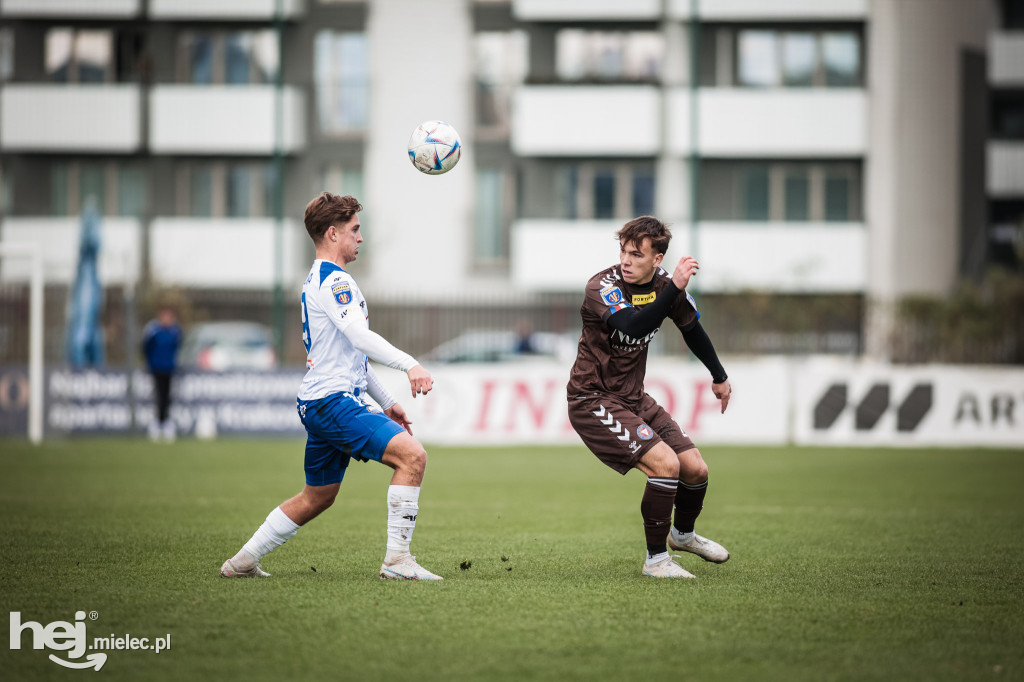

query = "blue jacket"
(142, 322), (182, 373)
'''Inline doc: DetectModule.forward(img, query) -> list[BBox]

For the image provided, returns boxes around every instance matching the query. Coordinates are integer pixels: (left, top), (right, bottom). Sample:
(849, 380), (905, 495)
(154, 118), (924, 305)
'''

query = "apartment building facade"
(0, 0), (1018, 361)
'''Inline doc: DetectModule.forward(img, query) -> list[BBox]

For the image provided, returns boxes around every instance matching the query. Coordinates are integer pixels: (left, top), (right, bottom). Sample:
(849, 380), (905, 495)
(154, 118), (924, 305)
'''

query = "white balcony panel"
(149, 218), (307, 289)
(666, 89), (866, 157)
(695, 222), (865, 293)
(149, 86), (305, 155)
(149, 0), (303, 19)
(669, 0), (867, 20)
(0, 217), (141, 285)
(512, 86), (660, 156)
(513, 0), (660, 21)
(513, 219), (864, 293)
(988, 141), (1024, 197)
(1, 85), (141, 152)
(1, 0), (139, 17)
(989, 32), (1024, 86)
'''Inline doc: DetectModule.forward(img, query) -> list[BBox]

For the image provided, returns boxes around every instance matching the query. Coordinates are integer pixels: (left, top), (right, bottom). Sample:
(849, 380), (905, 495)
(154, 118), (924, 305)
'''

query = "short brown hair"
(616, 216), (672, 255)
(303, 192), (362, 244)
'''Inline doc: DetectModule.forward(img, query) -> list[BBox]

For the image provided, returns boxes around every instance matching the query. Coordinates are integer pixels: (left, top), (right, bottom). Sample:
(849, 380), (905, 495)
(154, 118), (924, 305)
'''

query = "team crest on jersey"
(601, 286), (625, 306)
(332, 282), (352, 305)
(637, 424), (654, 440)
(632, 292), (656, 305)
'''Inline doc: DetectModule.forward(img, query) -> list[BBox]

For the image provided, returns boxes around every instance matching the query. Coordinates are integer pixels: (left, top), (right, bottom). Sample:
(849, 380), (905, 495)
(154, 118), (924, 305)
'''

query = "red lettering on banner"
(687, 380), (716, 434)
(473, 380), (497, 431)
(505, 380), (559, 432)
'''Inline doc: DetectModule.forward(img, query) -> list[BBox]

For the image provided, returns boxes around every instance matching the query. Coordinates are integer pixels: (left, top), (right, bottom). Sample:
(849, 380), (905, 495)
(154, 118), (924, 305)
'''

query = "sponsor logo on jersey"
(632, 292), (656, 305)
(332, 282), (352, 305)
(637, 424), (654, 440)
(600, 286), (625, 306)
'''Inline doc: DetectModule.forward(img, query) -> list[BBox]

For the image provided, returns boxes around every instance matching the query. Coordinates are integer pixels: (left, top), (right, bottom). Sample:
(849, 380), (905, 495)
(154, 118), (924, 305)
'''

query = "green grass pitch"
(2, 438), (1022, 681)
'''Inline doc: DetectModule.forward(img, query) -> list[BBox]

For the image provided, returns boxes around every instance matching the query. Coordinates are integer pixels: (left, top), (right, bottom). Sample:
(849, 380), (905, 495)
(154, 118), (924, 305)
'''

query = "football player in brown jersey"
(567, 216), (732, 578)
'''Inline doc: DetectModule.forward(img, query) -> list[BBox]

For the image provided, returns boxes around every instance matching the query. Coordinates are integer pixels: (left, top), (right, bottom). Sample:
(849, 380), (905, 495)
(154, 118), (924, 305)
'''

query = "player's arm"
(344, 324), (433, 397)
(605, 255), (701, 337)
(680, 319), (731, 413)
(366, 364), (415, 434)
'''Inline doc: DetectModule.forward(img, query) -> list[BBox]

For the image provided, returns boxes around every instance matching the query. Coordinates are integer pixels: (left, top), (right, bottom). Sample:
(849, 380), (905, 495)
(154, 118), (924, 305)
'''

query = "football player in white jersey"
(221, 192), (443, 581)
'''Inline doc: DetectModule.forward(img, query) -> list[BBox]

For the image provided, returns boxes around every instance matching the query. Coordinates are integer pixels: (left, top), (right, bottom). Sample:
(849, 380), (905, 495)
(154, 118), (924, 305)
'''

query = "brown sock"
(673, 479), (708, 534)
(642, 477), (678, 557)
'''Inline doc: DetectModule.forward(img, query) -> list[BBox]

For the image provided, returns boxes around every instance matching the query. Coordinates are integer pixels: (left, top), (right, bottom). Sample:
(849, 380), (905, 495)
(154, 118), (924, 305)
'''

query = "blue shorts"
(296, 391), (405, 487)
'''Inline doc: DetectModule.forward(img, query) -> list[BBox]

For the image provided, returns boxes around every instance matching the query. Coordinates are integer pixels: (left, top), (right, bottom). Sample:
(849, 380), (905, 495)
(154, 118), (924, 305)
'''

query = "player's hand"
(407, 364), (433, 398)
(385, 404), (413, 436)
(672, 256), (699, 290)
(713, 379), (731, 414)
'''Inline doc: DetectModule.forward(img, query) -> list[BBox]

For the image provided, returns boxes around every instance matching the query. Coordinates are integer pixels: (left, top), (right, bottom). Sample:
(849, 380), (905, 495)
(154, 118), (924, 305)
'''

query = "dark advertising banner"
(0, 366), (306, 437)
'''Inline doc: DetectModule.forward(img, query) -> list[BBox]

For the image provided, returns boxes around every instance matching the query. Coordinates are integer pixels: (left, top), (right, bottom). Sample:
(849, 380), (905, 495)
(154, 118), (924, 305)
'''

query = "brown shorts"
(567, 393), (695, 475)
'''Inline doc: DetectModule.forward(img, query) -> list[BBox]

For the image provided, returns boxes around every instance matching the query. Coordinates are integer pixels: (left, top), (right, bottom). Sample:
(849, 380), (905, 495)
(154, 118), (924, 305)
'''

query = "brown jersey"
(567, 264), (698, 404)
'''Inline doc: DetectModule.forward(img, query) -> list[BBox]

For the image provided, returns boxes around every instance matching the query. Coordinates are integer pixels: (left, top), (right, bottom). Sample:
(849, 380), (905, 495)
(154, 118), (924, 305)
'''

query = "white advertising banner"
(793, 358), (1024, 448)
(376, 359), (790, 446)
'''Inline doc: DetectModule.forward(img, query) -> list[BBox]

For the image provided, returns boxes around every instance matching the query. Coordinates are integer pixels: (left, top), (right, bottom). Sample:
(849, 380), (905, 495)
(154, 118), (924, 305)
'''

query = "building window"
(520, 161), (656, 221)
(46, 29), (113, 83)
(784, 168), (810, 221)
(824, 169), (852, 222)
(742, 166), (770, 221)
(178, 162), (277, 218)
(0, 28), (14, 82)
(320, 165), (364, 202)
(314, 31), (368, 135)
(736, 28), (862, 88)
(993, 94), (1024, 140)
(475, 168), (512, 264)
(178, 31), (278, 85)
(701, 161), (861, 222)
(556, 30), (663, 83)
(48, 162), (146, 216)
(474, 31), (528, 135)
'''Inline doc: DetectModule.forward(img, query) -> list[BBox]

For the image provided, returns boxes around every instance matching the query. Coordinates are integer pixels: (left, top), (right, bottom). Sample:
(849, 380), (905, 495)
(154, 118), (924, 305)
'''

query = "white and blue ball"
(407, 120), (462, 175)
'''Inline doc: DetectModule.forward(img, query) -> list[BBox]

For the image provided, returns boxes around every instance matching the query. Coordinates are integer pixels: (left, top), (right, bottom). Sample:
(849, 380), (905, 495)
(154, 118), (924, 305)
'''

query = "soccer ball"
(407, 120), (462, 175)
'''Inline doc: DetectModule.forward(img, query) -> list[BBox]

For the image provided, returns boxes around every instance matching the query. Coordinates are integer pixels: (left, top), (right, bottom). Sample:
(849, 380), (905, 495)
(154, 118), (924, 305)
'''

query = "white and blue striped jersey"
(298, 260), (370, 401)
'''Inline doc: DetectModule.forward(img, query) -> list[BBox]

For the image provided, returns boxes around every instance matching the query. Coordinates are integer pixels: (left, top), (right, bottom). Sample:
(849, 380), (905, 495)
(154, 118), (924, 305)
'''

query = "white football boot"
(220, 553), (271, 578)
(668, 530), (730, 564)
(642, 555), (695, 579)
(379, 555), (443, 581)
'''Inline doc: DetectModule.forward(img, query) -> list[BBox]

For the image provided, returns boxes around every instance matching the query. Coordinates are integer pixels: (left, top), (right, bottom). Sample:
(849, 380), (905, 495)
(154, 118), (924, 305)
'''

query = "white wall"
(148, 0), (303, 19)
(513, 0), (661, 21)
(0, 85), (141, 152)
(669, 0), (867, 20)
(149, 218), (306, 289)
(362, 0), (474, 294)
(665, 89), (867, 157)
(148, 86), (304, 154)
(0, 0), (139, 16)
(512, 86), (661, 156)
(0, 217), (141, 285)
(512, 220), (865, 293)
(988, 141), (1024, 197)
(989, 32), (1024, 86)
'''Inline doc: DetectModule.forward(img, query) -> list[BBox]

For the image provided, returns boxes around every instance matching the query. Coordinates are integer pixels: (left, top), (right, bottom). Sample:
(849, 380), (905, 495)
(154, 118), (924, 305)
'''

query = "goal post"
(0, 241), (44, 444)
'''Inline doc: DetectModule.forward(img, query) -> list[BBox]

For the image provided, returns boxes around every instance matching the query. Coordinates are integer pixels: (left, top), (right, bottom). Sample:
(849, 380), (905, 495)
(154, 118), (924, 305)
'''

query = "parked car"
(179, 321), (277, 372)
(422, 329), (578, 364)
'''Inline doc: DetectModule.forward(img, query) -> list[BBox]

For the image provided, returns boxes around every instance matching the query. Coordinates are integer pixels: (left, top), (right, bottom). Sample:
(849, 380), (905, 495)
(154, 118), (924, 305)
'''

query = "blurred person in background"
(142, 306), (182, 442)
(567, 216), (732, 579)
(221, 192), (442, 581)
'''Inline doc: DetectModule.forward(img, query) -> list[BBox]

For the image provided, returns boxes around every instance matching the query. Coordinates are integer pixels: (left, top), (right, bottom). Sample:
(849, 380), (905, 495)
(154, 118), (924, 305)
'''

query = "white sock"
(646, 551), (669, 566)
(238, 506), (300, 562)
(672, 529), (695, 545)
(384, 485), (421, 563)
